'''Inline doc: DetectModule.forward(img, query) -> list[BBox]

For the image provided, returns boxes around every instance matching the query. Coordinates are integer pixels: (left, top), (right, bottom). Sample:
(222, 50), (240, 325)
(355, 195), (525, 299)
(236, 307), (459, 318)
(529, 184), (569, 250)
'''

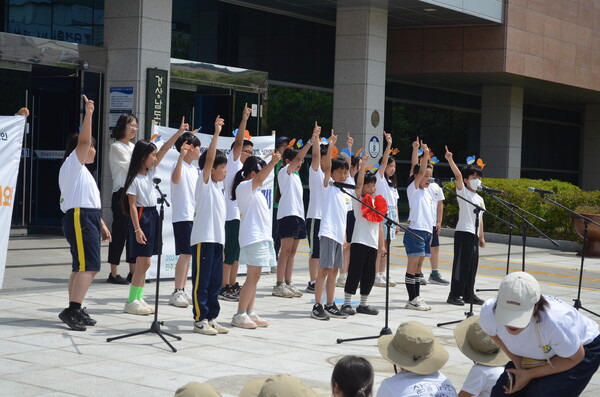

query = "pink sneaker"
(248, 312), (269, 327)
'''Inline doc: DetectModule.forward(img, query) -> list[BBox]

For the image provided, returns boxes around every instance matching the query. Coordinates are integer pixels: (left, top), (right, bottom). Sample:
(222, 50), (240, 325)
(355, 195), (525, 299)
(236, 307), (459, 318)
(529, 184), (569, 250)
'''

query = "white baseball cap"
(495, 272), (541, 328)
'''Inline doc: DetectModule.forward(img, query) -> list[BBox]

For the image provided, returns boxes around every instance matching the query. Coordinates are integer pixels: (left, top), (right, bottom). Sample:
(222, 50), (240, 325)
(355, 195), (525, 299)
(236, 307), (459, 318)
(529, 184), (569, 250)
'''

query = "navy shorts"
(431, 226), (440, 247)
(128, 207), (159, 258)
(346, 210), (356, 243)
(403, 228), (432, 258)
(224, 219), (241, 264)
(62, 208), (101, 272)
(173, 221), (193, 255)
(306, 218), (321, 259)
(278, 216), (306, 239)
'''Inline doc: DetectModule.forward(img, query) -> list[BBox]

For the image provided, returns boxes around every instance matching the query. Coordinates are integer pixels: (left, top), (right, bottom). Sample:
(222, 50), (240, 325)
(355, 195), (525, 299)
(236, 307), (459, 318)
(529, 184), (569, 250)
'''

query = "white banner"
(148, 125), (275, 279)
(0, 116), (27, 289)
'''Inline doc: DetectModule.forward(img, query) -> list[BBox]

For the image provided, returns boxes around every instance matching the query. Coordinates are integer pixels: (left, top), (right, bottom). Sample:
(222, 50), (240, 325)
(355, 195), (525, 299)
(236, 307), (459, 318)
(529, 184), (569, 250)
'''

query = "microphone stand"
(107, 182), (182, 352)
(336, 186), (424, 344)
(437, 184), (516, 328)
(537, 194), (600, 318)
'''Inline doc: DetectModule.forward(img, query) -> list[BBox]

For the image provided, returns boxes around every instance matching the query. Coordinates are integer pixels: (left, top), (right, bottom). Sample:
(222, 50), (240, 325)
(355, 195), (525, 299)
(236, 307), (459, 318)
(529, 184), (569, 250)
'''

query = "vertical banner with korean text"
(147, 125), (275, 279)
(0, 116), (26, 289)
(145, 68), (168, 137)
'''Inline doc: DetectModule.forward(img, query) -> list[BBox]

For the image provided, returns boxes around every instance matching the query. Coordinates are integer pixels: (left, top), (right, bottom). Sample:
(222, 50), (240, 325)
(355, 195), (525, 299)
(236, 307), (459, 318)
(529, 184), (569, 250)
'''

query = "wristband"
(134, 228), (141, 233)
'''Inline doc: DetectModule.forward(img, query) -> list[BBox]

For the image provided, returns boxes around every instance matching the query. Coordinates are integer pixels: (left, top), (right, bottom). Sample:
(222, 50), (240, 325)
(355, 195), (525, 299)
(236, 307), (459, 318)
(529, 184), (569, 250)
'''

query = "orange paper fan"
(331, 145), (339, 158)
(476, 158), (486, 169)
(287, 138), (296, 149)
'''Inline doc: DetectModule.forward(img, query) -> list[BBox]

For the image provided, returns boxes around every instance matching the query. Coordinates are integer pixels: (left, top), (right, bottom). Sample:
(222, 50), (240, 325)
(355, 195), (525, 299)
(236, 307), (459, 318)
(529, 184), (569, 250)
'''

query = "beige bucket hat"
(454, 316), (510, 367)
(239, 375), (318, 397)
(173, 382), (221, 397)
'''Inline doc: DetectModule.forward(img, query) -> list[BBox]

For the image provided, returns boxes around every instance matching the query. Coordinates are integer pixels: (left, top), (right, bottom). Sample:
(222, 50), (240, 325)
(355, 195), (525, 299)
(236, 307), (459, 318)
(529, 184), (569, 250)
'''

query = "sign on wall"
(145, 68), (168, 137)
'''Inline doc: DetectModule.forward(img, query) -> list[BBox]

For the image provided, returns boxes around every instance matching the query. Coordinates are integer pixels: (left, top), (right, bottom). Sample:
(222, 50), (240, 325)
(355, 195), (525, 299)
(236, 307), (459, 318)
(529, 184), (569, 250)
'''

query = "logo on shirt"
(541, 344), (552, 354)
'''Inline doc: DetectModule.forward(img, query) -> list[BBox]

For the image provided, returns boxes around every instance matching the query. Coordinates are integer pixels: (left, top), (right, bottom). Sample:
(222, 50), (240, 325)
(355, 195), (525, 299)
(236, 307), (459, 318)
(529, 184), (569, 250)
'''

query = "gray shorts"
(319, 236), (343, 269)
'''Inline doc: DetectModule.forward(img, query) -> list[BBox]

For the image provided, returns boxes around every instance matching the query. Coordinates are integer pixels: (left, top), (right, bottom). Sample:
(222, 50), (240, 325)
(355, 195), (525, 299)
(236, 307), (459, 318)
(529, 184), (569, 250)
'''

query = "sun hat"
(454, 316), (510, 367)
(495, 272), (541, 328)
(239, 375), (318, 397)
(377, 321), (449, 375)
(275, 136), (290, 147)
(173, 382), (221, 397)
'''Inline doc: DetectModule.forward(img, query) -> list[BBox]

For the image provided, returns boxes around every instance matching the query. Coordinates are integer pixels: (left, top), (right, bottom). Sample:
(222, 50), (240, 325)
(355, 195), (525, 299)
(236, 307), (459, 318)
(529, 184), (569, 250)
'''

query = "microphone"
(153, 177), (161, 185)
(528, 187), (554, 195)
(478, 184), (504, 195)
(329, 180), (356, 190)
(428, 177), (454, 184)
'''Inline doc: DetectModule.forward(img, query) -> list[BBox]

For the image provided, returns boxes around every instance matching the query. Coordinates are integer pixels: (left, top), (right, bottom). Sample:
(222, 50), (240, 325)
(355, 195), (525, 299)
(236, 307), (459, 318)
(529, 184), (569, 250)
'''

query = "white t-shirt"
(461, 364), (504, 397)
(345, 175), (355, 212)
(109, 141), (134, 192)
(59, 150), (101, 212)
(351, 196), (380, 250)
(224, 151), (243, 221)
(376, 172), (399, 210)
(126, 168), (158, 208)
(276, 165), (304, 219)
(428, 182), (445, 225)
(190, 169), (226, 245)
(236, 180), (272, 247)
(406, 181), (435, 233)
(306, 167), (325, 220)
(480, 295), (599, 360)
(318, 182), (349, 245)
(171, 161), (198, 222)
(376, 371), (457, 397)
(456, 186), (485, 236)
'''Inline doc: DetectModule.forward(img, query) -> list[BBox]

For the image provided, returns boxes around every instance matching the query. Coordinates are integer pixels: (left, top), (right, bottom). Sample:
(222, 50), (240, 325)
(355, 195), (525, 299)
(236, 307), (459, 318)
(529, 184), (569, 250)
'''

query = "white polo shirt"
(126, 168), (158, 208)
(59, 150), (101, 212)
(406, 181), (435, 233)
(306, 166), (325, 220)
(171, 161), (198, 222)
(236, 180), (272, 248)
(318, 182), (349, 245)
(276, 165), (304, 220)
(455, 186), (485, 236)
(190, 169), (226, 246)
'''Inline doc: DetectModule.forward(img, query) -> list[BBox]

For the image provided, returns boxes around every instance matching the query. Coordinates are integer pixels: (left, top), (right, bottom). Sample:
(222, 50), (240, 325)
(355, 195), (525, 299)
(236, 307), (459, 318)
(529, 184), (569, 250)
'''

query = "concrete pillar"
(332, 6), (387, 161)
(479, 86), (524, 179)
(581, 104), (600, 190)
(101, 0), (172, 220)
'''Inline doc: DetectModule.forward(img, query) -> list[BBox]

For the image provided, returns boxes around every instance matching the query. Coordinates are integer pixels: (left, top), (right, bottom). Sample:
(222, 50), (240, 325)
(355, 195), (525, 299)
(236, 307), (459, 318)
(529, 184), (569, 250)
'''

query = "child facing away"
(332, 356), (375, 397)
(189, 116), (230, 335)
(230, 152), (281, 329)
(444, 146), (486, 307)
(58, 96), (111, 331)
(311, 130), (350, 320)
(340, 151), (384, 316)
(122, 116), (188, 315)
(168, 132), (201, 308)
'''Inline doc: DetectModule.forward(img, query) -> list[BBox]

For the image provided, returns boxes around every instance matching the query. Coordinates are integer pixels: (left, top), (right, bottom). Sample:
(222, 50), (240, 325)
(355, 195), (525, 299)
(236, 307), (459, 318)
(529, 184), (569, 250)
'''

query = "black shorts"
(346, 210), (356, 243)
(224, 219), (241, 264)
(62, 208), (101, 272)
(306, 218), (321, 259)
(278, 216), (306, 240)
(431, 226), (440, 247)
(128, 207), (159, 258)
(173, 221), (193, 255)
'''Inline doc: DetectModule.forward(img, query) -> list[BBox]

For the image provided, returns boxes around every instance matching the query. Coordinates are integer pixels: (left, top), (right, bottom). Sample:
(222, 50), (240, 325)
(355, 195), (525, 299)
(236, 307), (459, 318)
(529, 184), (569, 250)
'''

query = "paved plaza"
(1, 233), (600, 396)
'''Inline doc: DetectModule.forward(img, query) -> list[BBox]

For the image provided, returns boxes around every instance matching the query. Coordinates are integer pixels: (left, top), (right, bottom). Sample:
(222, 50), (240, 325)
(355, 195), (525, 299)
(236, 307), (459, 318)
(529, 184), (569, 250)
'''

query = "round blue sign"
(368, 136), (380, 158)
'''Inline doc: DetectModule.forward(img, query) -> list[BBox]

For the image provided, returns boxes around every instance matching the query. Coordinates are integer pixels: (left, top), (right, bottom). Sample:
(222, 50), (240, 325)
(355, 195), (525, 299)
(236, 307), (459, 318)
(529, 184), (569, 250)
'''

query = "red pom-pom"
(361, 194), (386, 223)
(374, 195), (388, 215)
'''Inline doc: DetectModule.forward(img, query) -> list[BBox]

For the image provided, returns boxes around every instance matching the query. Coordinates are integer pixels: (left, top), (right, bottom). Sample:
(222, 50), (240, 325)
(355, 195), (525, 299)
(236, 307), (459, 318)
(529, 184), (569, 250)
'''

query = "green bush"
(442, 178), (600, 242)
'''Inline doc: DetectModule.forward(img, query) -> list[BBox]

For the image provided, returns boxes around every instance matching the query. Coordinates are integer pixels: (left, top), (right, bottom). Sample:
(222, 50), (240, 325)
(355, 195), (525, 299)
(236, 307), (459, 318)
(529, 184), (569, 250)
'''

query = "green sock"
(276, 281), (283, 286)
(128, 285), (141, 303)
(432, 269), (439, 277)
(136, 286), (144, 301)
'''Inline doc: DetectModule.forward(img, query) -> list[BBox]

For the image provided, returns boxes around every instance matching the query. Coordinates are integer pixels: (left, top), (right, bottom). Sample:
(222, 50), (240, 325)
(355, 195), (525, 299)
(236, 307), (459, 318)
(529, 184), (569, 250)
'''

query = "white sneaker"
(386, 276), (397, 287)
(272, 284), (294, 298)
(231, 313), (258, 329)
(208, 319), (230, 334)
(336, 274), (347, 288)
(248, 312), (269, 327)
(285, 283), (303, 297)
(194, 319), (218, 335)
(124, 300), (152, 315)
(374, 275), (386, 287)
(184, 289), (193, 305)
(405, 297), (429, 311)
(138, 298), (155, 314)
(417, 296), (432, 311)
(169, 291), (189, 308)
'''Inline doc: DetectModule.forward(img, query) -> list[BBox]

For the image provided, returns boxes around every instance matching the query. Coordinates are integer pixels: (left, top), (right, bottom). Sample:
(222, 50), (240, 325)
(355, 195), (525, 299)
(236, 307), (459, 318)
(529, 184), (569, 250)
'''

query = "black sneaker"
(465, 295), (485, 305)
(324, 303), (348, 319)
(305, 282), (315, 293)
(420, 277), (427, 286)
(447, 295), (465, 306)
(311, 304), (330, 320)
(340, 304), (356, 316)
(107, 273), (128, 285)
(59, 308), (86, 331)
(126, 272), (133, 284)
(79, 307), (97, 326)
(231, 282), (241, 298)
(356, 304), (379, 315)
(218, 286), (238, 302)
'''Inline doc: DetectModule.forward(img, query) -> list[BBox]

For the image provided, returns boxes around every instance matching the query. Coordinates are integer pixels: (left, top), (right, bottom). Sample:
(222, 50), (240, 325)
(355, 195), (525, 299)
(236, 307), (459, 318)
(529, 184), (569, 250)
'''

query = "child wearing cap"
(454, 316), (508, 397)
(377, 321), (457, 397)
(480, 272), (600, 396)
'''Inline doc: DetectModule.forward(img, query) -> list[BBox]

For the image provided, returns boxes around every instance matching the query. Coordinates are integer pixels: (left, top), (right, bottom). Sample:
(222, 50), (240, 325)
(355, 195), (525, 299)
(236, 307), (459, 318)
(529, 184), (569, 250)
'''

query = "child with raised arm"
(374, 132), (398, 288)
(122, 117), (188, 315)
(169, 132), (201, 308)
(311, 130), (350, 320)
(337, 133), (358, 288)
(340, 151), (384, 316)
(189, 116), (230, 335)
(274, 134), (313, 298)
(230, 152), (281, 329)
(410, 138), (449, 286)
(444, 146), (486, 307)
(58, 95), (111, 331)
(305, 121), (326, 293)
(222, 103), (254, 302)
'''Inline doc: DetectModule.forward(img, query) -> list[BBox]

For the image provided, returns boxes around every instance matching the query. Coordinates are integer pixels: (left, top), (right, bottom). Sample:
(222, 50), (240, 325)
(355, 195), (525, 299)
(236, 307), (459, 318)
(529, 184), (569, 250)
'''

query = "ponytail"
(231, 156), (267, 200)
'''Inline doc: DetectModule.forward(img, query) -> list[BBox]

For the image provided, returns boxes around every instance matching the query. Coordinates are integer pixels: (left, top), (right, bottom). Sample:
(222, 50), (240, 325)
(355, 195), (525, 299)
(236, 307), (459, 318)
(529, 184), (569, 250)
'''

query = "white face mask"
(469, 179), (481, 190)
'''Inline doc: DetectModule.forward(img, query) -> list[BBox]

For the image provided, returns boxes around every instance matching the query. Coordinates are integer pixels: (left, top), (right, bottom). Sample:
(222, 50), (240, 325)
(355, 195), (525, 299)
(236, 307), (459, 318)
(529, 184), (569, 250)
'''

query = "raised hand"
(179, 116), (189, 132)
(329, 129), (337, 146)
(444, 145), (453, 161)
(412, 136), (420, 149)
(313, 121), (321, 137)
(385, 132), (392, 145)
(16, 107), (29, 117)
(421, 143), (429, 155)
(242, 102), (252, 120)
(214, 115), (225, 134)
(347, 132), (353, 149)
(83, 95), (94, 114)
(180, 142), (191, 158)
(270, 151), (281, 165)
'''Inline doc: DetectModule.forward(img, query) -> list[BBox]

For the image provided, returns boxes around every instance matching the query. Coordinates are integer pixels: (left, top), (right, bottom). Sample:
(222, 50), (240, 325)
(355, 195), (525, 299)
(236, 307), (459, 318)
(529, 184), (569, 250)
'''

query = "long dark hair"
(331, 356), (374, 397)
(111, 113), (138, 140)
(62, 133), (96, 163)
(378, 155), (397, 188)
(121, 140), (157, 214)
(231, 156), (267, 200)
